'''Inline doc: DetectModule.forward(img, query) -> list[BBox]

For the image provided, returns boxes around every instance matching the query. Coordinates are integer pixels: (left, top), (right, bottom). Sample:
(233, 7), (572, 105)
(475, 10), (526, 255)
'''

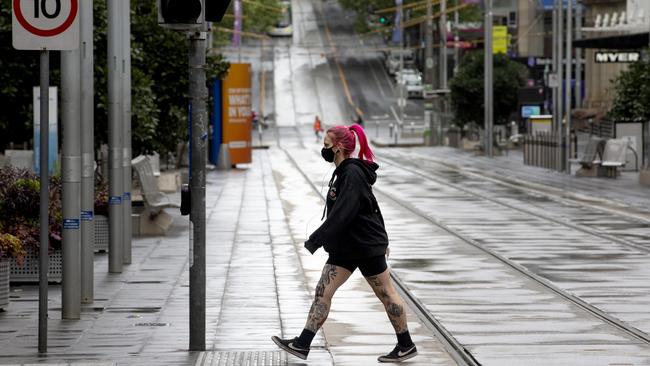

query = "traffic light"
(205, 0), (231, 22)
(160, 0), (202, 24)
(379, 16), (387, 24)
(158, 0), (231, 29)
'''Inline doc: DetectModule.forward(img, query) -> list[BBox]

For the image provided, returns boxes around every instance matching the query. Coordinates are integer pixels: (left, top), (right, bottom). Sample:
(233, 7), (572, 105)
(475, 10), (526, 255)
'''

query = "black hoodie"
(305, 158), (389, 260)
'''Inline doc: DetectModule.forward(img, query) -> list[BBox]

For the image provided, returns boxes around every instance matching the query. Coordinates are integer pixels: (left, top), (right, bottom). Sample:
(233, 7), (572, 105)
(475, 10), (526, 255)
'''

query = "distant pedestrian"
(272, 124), (417, 362)
(313, 115), (323, 142)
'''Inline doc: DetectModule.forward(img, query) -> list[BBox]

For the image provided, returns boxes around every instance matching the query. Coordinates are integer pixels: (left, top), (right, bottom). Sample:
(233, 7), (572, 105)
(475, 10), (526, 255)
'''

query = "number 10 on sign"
(12, 0), (79, 51)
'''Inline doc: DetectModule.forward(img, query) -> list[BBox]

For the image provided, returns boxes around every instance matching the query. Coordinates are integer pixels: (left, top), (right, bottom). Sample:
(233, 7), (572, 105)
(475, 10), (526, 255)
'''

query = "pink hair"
(326, 123), (375, 162)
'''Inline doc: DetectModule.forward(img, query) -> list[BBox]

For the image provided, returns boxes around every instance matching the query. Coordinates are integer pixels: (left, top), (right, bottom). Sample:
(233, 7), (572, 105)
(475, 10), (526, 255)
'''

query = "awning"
(574, 32), (650, 50)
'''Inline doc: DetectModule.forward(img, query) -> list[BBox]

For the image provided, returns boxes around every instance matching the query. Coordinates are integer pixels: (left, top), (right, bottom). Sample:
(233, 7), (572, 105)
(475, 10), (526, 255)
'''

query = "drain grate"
(133, 322), (171, 327)
(195, 351), (287, 366)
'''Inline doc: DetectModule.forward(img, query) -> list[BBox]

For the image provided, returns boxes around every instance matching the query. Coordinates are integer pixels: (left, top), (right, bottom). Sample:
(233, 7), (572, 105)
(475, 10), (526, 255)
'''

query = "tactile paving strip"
(195, 351), (287, 366)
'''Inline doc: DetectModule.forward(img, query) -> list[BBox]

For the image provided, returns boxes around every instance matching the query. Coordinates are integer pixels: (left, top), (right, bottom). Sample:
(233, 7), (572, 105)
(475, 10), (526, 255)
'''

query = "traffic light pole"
(189, 28), (208, 352)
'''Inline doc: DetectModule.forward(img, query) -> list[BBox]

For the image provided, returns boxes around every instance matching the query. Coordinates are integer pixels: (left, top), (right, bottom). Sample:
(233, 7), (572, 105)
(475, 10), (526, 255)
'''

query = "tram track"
(274, 127), (479, 366)
(281, 151), (481, 366)
(375, 149), (650, 254)
(276, 126), (650, 365)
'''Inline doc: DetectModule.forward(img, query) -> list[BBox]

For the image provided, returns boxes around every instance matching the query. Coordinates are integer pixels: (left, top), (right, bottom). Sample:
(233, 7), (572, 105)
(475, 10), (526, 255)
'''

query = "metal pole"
(189, 28), (208, 351)
(122, 0), (133, 264)
(575, 2), (582, 109)
(552, 0), (558, 135)
(439, 0), (447, 90)
(484, 0), (493, 157)
(565, 0), (573, 174)
(396, 0), (404, 145)
(440, 0), (448, 146)
(61, 47), (82, 320)
(557, 0), (564, 171)
(454, 1), (460, 76)
(38, 49), (49, 354)
(424, 0), (434, 86)
(80, 0), (95, 304)
(108, 0), (123, 273)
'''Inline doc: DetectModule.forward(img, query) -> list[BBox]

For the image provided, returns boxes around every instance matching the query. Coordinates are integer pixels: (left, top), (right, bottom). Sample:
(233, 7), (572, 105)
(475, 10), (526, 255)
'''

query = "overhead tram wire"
(357, 3), (470, 38)
(374, 0), (440, 15)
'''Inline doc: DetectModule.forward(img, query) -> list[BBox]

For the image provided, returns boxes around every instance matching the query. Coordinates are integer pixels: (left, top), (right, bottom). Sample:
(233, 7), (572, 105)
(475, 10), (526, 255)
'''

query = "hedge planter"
(10, 246), (62, 284)
(0, 258), (9, 311)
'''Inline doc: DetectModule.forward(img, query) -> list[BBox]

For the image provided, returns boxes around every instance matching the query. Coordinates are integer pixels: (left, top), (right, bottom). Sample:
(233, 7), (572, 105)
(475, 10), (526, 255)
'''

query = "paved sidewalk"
(0, 149), (453, 365)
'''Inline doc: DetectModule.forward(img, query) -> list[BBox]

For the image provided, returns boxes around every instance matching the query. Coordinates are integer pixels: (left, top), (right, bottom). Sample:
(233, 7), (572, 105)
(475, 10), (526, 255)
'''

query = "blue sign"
(541, 0), (577, 10)
(81, 210), (94, 221)
(522, 105), (542, 118)
(63, 218), (80, 230)
(123, 192), (131, 200)
(109, 196), (122, 205)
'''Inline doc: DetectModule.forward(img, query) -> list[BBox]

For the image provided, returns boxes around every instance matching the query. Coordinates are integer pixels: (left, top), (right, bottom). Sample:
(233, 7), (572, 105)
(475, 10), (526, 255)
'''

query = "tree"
(609, 56), (650, 123)
(0, 0), (229, 158)
(0, 7), (60, 150)
(213, 0), (283, 44)
(449, 51), (526, 128)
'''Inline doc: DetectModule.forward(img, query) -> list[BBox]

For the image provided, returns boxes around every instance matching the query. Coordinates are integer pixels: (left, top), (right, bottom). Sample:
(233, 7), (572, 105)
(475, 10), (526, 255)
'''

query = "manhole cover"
(195, 351), (287, 366)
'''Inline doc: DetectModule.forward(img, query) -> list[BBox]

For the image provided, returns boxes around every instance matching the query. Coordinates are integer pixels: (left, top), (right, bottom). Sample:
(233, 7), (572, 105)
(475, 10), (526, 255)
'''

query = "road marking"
(318, 1), (364, 117)
(390, 105), (402, 125)
(369, 57), (388, 98)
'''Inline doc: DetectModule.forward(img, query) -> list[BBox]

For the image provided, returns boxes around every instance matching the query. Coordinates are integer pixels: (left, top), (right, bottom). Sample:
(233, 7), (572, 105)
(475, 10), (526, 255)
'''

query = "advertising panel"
(222, 63), (252, 165)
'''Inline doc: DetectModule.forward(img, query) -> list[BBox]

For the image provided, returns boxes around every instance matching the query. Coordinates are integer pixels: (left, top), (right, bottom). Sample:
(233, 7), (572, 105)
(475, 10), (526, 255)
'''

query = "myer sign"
(595, 51), (641, 63)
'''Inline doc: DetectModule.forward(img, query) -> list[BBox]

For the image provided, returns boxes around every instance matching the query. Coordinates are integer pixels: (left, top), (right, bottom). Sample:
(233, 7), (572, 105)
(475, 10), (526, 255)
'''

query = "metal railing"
(523, 132), (575, 171)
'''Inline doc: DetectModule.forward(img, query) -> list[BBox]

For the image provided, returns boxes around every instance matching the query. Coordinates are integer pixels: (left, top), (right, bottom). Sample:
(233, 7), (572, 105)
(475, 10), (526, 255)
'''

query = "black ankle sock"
(296, 329), (316, 348)
(396, 330), (414, 348)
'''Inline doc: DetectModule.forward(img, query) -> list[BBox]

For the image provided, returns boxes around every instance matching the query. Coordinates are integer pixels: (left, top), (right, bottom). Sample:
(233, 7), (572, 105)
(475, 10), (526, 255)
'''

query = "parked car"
(268, 1), (293, 37)
(385, 49), (415, 75)
(394, 67), (420, 82)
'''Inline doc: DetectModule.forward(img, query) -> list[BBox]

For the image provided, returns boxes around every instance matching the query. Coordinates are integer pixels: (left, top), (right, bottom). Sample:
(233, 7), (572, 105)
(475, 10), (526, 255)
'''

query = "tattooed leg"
(365, 269), (408, 334)
(304, 264), (352, 333)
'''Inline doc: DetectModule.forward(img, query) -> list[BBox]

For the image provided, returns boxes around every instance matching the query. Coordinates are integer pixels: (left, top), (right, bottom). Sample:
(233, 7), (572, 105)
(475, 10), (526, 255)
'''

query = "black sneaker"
(378, 343), (418, 363)
(271, 336), (310, 360)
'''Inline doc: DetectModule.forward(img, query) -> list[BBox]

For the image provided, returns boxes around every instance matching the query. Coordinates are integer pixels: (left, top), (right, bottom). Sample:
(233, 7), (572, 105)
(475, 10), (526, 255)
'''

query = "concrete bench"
(132, 155), (180, 210)
(131, 155), (180, 236)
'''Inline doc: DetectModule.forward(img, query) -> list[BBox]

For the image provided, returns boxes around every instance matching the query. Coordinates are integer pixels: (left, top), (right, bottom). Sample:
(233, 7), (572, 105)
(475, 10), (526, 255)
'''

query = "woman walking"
(272, 124), (417, 362)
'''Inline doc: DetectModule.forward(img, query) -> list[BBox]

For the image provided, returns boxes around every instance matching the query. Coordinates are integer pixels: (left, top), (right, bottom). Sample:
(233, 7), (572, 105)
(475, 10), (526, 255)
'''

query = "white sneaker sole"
(378, 350), (418, 363)
(271, 336), (309, 360)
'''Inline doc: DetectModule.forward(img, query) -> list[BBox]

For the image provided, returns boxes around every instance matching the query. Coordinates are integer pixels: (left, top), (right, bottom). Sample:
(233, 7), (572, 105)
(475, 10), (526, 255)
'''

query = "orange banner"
(222, 63), (252, 165)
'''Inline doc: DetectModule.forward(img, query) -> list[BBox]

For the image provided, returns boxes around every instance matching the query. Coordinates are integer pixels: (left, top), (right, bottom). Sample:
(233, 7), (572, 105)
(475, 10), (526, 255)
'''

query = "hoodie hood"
(338, 158), (378, 185)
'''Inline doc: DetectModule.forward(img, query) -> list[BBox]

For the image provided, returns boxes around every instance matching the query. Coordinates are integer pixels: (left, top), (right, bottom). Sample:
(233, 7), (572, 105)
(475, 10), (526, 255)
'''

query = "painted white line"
(369, 58), (387, 98)
(390, 105), (402, 125)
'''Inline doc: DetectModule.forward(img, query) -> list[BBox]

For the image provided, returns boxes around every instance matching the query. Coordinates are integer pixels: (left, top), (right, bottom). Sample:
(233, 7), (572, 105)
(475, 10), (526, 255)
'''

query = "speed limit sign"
(12, 0), (79, 50)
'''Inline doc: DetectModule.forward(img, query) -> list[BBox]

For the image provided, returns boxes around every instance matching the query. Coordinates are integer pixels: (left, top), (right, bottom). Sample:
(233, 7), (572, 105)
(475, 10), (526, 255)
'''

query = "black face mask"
(321, 146), (335, 162)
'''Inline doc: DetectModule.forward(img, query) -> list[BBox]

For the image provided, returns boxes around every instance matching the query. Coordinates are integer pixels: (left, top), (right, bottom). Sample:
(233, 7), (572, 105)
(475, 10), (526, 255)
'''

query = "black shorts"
(326, 255), (387, 277)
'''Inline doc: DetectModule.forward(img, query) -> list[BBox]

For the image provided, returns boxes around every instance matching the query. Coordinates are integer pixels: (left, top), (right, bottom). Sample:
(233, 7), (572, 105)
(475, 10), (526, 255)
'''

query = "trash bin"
(448, 125), (461, 148)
